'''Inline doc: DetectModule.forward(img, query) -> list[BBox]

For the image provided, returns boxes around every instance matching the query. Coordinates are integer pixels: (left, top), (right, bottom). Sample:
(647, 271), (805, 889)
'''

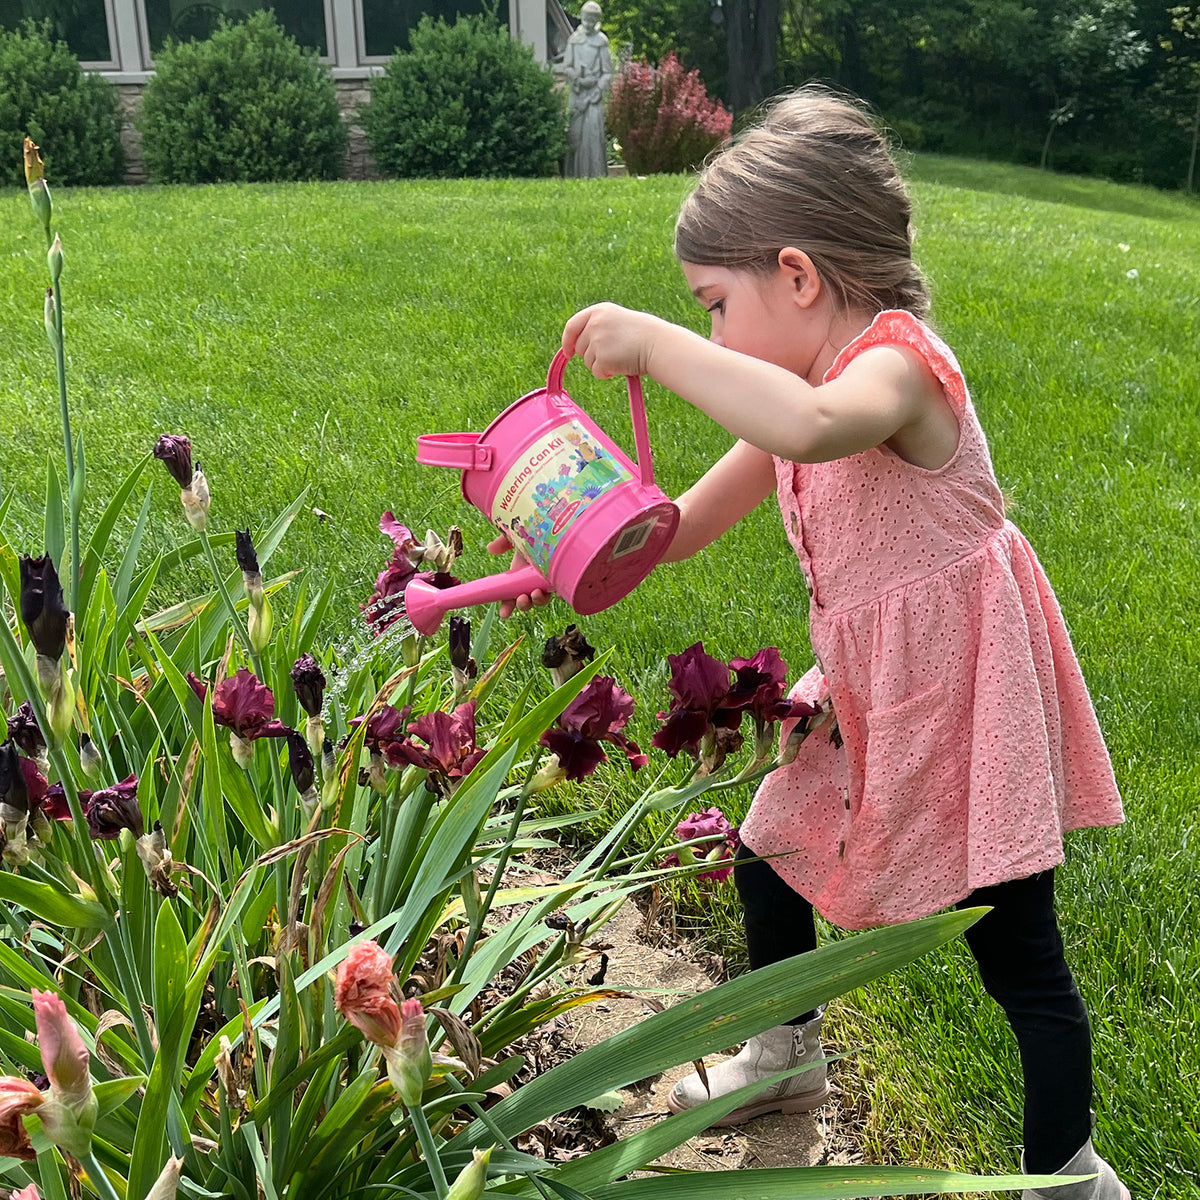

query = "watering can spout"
(404, 562), (551, 636)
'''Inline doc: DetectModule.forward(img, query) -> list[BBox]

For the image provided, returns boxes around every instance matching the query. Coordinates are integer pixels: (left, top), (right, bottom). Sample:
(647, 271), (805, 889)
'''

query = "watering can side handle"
(547, 350), (656, 490)
(416, 434), (493, 471)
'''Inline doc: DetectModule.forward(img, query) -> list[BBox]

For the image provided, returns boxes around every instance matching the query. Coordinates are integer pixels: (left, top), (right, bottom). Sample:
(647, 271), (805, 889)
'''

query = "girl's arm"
(564, 304), (947, 465)
(663, 438), (776, 562)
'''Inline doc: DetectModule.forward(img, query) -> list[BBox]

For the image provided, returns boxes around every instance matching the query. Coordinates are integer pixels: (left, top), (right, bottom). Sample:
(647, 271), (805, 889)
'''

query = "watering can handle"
(547, 350), (656, 489)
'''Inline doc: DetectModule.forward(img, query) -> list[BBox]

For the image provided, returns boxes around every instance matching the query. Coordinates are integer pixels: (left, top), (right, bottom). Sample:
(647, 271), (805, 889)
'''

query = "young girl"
(497, 87), (1127, 1197)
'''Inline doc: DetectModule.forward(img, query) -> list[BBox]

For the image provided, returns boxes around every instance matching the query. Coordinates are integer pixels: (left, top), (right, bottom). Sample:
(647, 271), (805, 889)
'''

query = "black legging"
(733, 844), (1093, 1172)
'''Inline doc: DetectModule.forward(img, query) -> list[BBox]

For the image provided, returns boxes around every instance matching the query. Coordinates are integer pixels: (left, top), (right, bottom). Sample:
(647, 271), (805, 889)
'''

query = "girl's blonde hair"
(674, 86), (930, 319)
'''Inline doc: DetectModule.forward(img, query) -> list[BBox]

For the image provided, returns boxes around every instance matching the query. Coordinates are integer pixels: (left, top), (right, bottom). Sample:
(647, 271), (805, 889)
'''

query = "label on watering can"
(490, 418), (632, 573)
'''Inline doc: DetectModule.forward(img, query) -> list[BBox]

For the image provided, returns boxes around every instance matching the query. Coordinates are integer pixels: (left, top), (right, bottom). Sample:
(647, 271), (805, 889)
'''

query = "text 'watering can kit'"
(404, 351), (680, 634)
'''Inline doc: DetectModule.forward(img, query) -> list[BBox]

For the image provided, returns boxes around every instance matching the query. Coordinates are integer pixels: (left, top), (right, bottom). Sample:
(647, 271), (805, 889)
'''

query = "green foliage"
(136, 9), (346, 184)
(0, 153), (1066, 1198)
(361, 13), (566, 178)
(0, 19), (122, 187)
(600, 0), (728, 106)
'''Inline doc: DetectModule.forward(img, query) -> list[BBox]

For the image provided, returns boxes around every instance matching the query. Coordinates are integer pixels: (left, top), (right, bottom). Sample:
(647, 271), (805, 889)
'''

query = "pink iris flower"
(334, 941), (403, 1049)
(663, 806), (741, 883)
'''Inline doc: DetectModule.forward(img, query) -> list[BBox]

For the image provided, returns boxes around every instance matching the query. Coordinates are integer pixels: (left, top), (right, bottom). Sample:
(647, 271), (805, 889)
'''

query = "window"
(0, 0), (115, 65)
(142, 0), (329, 56)
(360, 0), (504, 58)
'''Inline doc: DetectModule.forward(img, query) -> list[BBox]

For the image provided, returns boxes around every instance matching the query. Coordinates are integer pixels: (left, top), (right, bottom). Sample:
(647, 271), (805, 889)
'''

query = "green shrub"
(137, 9), (346, 184)
(361, 13), (566, 178)
(0, 19), (123, 187)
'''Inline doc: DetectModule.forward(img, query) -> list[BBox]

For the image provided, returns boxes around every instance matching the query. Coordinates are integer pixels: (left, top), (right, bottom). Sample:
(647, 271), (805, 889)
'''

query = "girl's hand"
(562, 303), (665, 379)
(487, 535), (552, 618)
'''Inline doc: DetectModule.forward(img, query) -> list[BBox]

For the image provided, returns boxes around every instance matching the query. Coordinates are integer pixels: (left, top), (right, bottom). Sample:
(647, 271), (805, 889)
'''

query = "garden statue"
(561, 1), (613, 177)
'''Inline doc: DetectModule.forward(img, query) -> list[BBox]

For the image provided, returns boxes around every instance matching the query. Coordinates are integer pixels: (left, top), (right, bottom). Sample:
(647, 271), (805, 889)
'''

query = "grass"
(2, 156), (1198, 1196)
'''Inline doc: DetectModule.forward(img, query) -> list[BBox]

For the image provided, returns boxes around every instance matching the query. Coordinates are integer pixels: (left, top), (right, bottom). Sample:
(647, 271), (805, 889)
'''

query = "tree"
(1162, 4), (1200, 189)
(599, 0), (728, 101)
(1038, 0), (1149, 168)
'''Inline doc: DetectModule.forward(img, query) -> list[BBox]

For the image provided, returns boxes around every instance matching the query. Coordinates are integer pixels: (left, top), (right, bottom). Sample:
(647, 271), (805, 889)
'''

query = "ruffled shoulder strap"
(823, 310), (969, 419)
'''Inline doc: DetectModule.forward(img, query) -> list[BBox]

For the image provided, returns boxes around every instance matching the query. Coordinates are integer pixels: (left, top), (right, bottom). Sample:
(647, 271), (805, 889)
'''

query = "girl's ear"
(777, 247), (822, 309)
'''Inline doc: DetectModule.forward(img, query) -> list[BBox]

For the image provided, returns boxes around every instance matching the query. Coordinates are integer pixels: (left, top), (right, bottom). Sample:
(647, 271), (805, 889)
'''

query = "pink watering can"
(404, 350), (680, 635)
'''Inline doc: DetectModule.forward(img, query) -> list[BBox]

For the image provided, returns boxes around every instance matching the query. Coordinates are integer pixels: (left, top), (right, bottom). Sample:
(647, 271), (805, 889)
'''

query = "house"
(4, 0), (575, 180)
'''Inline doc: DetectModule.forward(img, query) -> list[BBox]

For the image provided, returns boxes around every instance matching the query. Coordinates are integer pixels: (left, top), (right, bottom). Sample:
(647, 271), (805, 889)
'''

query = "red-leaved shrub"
(607, 53), (731, 175)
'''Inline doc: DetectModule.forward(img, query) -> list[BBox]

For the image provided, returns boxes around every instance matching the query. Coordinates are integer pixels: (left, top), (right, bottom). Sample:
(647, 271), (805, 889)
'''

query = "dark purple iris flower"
(18, 555), (69, 661)
(651, 643), (734, 758)
(85, 775), (143, 840)
(209, 668), (290, 740)
(380, 511), (416, 554)
(724, 648), (789, 719)
(7, 703), (46, 759)
(235, 529), (259, 575)
(362, 511), (463, 635)
(348, 704), (411, 754)
(17, 758), (47, 806)
(153, 434), (193, 487)
(38, 773), (141, 840)
(386, 701), (486, 793)
(286, 730), (315, 794)
(39, 781), (86, 822)
(290, 653), (326, 717)
(362, 512), (419, 634)
(540, 677), (647, 781)
(19, 756), (48, 811)
(0, 742), (28, 818)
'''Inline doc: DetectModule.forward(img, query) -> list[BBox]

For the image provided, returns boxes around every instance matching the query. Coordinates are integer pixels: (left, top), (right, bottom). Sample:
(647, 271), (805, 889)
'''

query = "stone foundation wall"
(115, 83), (148, 184)
(335, 78), (383, 182)
(111, 77), (382, 184)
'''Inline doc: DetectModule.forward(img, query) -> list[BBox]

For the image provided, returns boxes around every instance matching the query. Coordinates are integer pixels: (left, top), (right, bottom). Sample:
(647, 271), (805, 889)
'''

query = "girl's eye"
(707, 300), (724, 315)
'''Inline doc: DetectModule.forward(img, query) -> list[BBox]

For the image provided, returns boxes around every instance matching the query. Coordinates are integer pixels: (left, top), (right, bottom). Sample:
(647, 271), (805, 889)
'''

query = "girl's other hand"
(562, 302), (665, 379)
(487, 535), (552, 618)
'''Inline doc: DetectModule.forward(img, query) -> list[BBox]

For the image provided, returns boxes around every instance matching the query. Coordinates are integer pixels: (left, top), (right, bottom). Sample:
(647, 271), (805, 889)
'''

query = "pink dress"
(738, 310), (1123, 930)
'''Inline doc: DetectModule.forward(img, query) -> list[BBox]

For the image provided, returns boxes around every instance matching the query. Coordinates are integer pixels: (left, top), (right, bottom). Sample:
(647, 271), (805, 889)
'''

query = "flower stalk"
(25, 139), (79, 607)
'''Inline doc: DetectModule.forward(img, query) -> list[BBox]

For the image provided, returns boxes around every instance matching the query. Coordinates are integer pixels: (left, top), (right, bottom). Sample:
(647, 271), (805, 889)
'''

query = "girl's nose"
(710, 331), (724, 348)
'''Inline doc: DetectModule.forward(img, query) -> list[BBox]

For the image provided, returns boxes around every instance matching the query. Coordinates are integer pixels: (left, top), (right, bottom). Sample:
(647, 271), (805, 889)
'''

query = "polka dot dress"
(738, 311), (1124, 930)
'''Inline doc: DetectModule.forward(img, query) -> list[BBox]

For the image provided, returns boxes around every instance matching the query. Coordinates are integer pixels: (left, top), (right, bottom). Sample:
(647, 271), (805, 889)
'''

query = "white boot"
(666, 1009), (831, 1127)
(1022, 1139), (1130, 1200)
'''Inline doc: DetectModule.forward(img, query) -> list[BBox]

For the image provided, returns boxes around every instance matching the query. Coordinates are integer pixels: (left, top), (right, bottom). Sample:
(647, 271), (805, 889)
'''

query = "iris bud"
(384, 998), (432, 1107)
(229, 733), (254, 770)
(80, 733), (101, 779)
(47, 234), (63, 285)
(44, 288), (59, 353)
(180, 466), (210, 532)
(25, 139), (52, 240)
(445, 1147), (495, 1200)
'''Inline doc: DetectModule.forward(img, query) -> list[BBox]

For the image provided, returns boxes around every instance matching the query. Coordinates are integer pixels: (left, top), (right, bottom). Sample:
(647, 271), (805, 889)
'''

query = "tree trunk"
(725, 0), (781, 113)
(838, 9), (863, 95)
(1040, 120), (1056, 169)
(754, 0), (780, 101)
(726, 0), (754, 111)
(1188, 79), (1200, 192)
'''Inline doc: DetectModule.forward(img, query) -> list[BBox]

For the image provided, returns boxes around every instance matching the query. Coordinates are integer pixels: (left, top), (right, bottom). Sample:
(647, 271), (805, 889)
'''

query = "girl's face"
(680, 258), (832, 384)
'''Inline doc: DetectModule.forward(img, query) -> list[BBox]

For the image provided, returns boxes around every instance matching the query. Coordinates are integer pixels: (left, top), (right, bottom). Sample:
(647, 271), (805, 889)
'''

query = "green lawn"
(2, 158), (1198, 1196)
